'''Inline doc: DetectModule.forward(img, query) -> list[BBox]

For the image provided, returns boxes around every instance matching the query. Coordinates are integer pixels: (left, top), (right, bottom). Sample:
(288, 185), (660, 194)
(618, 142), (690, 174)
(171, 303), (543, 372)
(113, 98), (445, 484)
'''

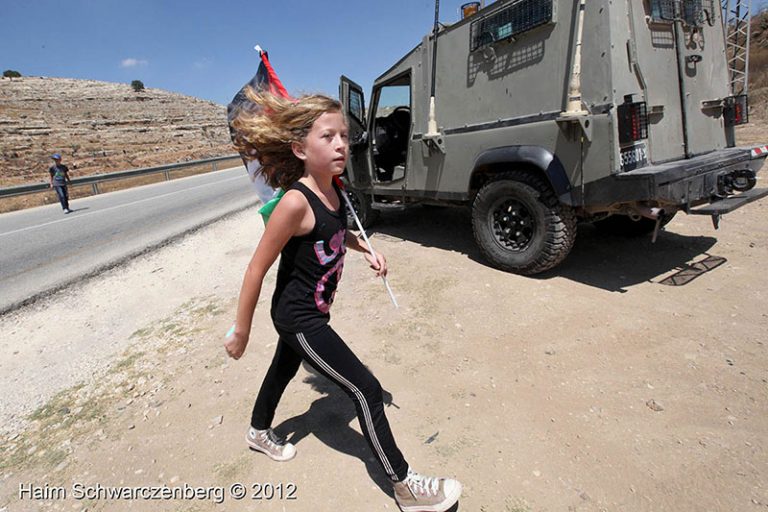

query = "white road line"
(0, 174), (249, 238)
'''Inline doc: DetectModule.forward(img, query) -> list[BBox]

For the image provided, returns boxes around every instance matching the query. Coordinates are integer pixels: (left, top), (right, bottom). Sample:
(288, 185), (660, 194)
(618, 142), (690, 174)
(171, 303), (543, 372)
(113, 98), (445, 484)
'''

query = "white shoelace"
(406, 471), (440, 497)
(257, 429), (284, 449)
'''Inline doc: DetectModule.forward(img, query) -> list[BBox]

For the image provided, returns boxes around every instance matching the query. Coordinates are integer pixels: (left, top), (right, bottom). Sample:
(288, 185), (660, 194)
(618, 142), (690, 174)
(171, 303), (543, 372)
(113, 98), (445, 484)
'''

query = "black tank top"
(271, 181), (347, 333)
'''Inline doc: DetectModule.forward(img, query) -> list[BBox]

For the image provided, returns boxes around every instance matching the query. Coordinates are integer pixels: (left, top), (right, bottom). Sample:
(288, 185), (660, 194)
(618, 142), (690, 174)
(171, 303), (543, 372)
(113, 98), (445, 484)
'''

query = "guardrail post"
(92, 183), (100, 195)
(213, 162), (218, 172)
(164, 170), (170, 181)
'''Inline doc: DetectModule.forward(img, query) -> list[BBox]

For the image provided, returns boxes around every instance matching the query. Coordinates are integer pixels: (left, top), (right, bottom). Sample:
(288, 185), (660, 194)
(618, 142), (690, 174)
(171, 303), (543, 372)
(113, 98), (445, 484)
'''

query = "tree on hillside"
(3, 70), (22, 78)
(131, 80), (145, 92)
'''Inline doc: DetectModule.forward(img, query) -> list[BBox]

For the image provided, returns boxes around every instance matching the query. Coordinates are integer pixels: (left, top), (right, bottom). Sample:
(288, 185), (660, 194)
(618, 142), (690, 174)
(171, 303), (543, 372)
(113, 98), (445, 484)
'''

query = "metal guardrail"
(0, 154), (242, 199)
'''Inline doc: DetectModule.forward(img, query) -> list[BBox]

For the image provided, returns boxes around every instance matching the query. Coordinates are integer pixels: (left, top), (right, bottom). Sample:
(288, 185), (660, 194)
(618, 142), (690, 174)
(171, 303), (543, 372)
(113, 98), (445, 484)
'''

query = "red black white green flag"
(227, 47), (291, 207)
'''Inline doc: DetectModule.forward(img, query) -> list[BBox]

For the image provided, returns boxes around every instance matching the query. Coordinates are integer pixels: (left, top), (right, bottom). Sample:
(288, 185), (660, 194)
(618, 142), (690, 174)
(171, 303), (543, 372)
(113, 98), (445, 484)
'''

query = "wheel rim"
(490, 198), (536, 251)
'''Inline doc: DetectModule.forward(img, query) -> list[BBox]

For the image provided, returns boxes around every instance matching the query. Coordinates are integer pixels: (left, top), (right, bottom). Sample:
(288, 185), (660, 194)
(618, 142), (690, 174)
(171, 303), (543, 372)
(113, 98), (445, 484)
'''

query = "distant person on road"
(223, 91), (462, 512)
(48, 153), (72, 214)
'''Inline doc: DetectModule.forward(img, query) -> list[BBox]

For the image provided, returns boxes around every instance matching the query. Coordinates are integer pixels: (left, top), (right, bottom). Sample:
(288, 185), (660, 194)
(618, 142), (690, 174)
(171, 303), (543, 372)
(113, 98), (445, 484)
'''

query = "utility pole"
(722, 0), (752, 95)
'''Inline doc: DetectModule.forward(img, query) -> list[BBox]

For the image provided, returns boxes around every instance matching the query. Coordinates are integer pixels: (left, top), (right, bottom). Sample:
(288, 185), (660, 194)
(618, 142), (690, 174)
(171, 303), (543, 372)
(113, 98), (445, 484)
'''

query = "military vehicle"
(339, 0), (768, 275)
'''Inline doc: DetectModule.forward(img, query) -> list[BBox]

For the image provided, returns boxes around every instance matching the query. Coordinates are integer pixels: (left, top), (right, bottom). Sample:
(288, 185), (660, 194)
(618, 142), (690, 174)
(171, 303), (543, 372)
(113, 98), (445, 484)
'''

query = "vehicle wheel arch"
(469, 145), (573, 204)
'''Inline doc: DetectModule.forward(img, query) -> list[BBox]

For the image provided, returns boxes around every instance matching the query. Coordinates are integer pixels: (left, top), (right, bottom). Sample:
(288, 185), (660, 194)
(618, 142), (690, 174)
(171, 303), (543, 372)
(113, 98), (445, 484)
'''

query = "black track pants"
(251, 325), (409, 482)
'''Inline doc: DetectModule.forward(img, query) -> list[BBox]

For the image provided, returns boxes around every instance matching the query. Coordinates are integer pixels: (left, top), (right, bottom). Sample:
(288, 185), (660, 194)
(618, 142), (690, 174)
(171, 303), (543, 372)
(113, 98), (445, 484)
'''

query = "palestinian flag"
(227, 47), (291, 220)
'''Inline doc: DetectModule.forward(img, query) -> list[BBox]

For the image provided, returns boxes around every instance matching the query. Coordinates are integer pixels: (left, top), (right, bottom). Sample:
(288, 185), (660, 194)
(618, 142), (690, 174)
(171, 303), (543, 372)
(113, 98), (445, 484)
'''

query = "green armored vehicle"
(339, 0), (768, 275)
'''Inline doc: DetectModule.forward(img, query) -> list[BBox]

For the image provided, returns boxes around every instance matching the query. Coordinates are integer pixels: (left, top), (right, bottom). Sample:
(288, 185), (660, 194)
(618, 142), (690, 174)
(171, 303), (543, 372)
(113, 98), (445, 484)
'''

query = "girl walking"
(223, 91), (461, 512)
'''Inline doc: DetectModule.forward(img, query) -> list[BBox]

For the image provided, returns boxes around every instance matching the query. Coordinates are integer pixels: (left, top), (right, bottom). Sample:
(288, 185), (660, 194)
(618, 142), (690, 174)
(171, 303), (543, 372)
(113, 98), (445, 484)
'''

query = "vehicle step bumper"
(689, 187), (768, 215)
(372, 202), (407, 212)
(618, 147), (753, 185)
(580, 147), (766, 206)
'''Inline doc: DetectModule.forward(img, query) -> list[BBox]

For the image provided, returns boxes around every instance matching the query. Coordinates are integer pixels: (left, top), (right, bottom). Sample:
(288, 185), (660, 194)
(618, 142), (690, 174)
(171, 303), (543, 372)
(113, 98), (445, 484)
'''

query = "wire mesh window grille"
(649, 0), (716, 26)
(650, 0), (675, 20)
(470, 0), (553, 52)
(349, 89), (365, 123)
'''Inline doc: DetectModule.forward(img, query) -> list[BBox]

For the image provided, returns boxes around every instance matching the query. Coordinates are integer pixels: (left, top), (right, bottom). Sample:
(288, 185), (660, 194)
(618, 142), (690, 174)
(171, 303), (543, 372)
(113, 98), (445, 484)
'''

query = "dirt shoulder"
(1, 192), (767, 511)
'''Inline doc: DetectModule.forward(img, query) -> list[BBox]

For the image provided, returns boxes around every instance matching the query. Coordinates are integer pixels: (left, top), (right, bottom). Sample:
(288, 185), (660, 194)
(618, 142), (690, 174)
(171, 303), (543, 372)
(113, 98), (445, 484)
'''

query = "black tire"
(593, 212), (676, 237)
(344, 186), (378, 230)
(471, 171), (577, 275)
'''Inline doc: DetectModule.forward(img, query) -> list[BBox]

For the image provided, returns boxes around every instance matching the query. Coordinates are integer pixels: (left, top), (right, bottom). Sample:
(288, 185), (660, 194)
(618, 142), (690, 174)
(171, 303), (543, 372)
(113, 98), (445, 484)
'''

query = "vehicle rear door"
(628, 1), (687, 163)
(673, 1), (731, 155)
(629, 1), (729, 162)
(339, 76), (373, 188)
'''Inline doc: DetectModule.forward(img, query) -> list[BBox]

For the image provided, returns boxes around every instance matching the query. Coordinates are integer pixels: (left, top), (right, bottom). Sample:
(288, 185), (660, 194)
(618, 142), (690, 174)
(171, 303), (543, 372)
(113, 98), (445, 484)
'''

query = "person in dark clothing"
(223, 91), (461, 512)
(48, 153), (72, 213)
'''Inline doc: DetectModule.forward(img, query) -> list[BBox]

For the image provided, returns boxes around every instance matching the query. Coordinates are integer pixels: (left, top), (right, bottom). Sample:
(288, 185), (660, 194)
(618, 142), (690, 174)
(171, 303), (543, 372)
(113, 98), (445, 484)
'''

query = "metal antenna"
(426, 0), (441, 136)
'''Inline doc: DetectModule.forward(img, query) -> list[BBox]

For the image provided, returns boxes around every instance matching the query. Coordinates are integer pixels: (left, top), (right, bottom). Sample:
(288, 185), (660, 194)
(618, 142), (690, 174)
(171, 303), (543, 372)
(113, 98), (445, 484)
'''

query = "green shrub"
(131, 80), (145, 92)
(3, 70), (22, 78)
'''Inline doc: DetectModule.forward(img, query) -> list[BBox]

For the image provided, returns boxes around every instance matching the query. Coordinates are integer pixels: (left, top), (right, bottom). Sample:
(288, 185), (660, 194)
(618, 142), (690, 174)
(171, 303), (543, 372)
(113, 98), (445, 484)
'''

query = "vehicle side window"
(469, 0), (554, 52)
(349, 90), (364, 124)
(649, 0), (715, 26)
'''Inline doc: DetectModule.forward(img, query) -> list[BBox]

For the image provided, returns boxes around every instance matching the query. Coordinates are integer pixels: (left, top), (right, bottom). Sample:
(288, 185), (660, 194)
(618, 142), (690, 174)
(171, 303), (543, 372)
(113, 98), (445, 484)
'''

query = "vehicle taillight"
(724, 95), (749, 126)
(617, 96), (649, 144)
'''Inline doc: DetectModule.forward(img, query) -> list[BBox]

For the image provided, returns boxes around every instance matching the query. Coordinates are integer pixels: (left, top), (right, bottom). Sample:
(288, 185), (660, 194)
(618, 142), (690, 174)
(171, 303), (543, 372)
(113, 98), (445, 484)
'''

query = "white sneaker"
(393, 468), (462, 512)
(246, 427), (296, 462)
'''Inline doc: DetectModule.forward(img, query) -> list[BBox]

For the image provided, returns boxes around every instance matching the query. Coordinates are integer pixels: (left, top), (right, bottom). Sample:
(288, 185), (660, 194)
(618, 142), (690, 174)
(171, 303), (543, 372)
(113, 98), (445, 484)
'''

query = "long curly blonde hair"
(232, 90), (344, 189)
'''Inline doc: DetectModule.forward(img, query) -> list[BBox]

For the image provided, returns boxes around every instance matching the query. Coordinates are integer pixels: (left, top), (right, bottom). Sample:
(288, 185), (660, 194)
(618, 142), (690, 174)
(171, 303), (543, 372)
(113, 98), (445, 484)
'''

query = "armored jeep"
(339, 0), (768, 275)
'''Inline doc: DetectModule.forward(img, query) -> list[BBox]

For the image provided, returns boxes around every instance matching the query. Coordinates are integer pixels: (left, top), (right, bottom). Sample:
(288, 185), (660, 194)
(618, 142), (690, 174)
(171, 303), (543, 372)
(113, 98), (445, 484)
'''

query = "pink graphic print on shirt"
(313, 229), (346, 313)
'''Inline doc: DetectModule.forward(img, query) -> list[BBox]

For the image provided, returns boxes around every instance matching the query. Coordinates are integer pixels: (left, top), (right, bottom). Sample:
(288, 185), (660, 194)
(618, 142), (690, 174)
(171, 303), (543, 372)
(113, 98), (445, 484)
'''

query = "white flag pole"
(339, 189), (399, 309)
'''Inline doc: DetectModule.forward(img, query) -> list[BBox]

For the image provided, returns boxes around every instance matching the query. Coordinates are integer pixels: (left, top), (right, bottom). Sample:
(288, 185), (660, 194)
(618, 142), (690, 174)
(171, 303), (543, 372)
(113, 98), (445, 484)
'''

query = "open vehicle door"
(339, 76), (372, 189)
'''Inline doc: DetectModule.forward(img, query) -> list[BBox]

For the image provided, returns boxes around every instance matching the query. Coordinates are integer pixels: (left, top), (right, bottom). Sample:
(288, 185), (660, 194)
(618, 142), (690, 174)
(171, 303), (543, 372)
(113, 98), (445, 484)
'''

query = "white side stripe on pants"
(296, 332), (396, 477)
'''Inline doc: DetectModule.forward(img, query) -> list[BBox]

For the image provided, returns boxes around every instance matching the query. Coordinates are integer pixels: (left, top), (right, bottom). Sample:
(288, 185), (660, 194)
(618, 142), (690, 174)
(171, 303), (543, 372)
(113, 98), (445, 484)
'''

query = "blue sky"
(0, 0), (472, 105)
(2, 0), (768, 106)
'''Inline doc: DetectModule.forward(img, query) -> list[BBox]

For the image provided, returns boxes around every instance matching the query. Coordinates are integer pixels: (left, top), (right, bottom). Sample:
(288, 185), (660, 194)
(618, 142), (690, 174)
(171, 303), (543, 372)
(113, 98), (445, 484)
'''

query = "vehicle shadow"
(272, 365), (397, 497)
(548, 223), (720, 292)
(368, 206), (720, 293)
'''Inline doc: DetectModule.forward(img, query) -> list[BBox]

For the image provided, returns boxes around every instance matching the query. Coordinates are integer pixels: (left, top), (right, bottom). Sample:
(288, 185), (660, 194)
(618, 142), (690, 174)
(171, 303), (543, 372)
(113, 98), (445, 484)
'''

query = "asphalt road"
(0, 166), (259, 314)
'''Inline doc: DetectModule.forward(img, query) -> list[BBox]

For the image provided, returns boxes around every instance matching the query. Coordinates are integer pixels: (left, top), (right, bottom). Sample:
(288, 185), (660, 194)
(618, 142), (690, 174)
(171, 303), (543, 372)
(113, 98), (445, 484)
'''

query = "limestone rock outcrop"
(0, 77), (233, 186)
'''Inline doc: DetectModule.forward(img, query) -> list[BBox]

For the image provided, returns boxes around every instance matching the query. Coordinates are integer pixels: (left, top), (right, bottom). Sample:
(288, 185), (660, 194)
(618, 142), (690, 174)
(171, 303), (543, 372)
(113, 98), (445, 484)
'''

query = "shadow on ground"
(368, 206), (721, 293)
(273, 366), (463, 509)
(273, 365), (396, 497)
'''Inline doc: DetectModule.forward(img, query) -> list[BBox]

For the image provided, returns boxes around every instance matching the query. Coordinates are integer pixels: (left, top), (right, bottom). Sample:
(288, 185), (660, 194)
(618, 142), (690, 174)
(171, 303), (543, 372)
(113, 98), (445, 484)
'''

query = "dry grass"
(0, 296), (224, 475)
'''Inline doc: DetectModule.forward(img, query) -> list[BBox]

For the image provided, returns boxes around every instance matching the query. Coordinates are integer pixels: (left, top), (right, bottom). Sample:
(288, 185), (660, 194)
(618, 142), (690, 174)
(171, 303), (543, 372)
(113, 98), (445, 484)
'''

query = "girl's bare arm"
(345, 231), (366, 253)
(345, 231), (388, 277)
(225, 191), (307, 359)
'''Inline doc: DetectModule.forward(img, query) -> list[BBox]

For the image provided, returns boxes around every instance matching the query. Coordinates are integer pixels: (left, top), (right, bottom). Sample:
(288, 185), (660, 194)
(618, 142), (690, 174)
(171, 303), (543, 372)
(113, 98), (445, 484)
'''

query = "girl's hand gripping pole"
(338, 188), (399, 309)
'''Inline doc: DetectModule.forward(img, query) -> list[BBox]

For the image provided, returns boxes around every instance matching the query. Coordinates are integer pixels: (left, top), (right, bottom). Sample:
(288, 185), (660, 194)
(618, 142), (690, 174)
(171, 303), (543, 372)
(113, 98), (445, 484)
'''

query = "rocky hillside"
(748, 10), (768, 118)
(0, 77), (232, 187)
(732, 10), (768, 145)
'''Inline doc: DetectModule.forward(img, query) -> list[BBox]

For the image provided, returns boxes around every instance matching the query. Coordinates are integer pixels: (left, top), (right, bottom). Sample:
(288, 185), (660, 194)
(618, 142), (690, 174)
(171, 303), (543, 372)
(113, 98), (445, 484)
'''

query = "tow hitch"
(717, 169), (757, 196)
(689, 168), (768, 229)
